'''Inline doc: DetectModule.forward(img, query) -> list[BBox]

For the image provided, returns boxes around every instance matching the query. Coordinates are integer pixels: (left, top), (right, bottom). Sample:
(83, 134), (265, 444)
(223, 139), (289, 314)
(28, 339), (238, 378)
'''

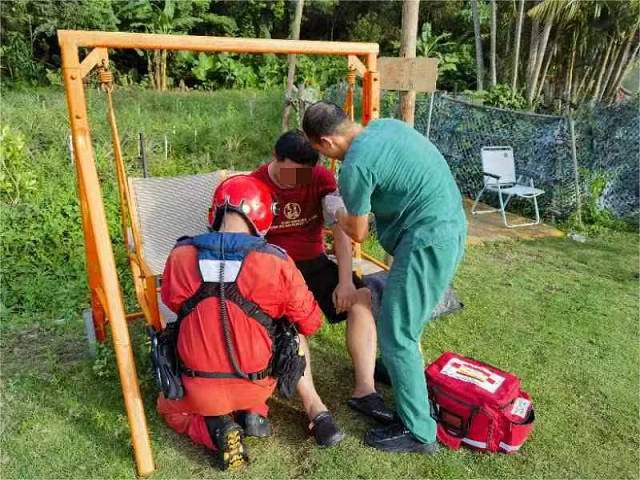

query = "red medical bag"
(425, 352), (535, 454)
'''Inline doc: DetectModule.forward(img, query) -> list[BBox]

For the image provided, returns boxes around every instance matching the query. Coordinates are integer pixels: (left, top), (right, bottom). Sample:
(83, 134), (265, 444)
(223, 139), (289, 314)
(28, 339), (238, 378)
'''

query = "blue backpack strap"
(174, 236), (194, 248)
(255, 243), (288, 260)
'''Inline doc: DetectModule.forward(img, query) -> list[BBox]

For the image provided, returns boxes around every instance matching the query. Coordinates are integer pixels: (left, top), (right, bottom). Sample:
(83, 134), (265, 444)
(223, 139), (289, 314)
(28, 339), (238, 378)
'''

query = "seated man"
(251, 131), (394, 425)
(157, 175), (339, 470)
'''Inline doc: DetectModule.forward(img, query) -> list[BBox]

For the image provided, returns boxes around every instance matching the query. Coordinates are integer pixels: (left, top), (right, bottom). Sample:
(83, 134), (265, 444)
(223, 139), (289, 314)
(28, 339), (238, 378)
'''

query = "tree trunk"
(535, 32), (557, 102)
(526, 18), (552, 105)
(511, 0), (525, 97)
(565, 31), (577, 103)
(526, 14), (540, 85)
(161, 49), (168, 91)
(400, 0), (420, 126)
(592, 38), (614, 101)
(282, 0), (305, 132)
(472, 0), (485, 91)
(609, 42), (640, 103)
(600, 40), (624, 101)
(152, 49), (163, 91)
(575, 65), (594, 101)
(605, 30), (637, 101)
(489, 0), (497, 88)
(578, 63), (599, 103)
(146, 53), (154, 90)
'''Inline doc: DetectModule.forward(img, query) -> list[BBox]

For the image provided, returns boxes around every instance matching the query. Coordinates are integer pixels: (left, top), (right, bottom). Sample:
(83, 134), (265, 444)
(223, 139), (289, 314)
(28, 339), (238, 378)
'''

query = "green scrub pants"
(378, 230), (466, 444)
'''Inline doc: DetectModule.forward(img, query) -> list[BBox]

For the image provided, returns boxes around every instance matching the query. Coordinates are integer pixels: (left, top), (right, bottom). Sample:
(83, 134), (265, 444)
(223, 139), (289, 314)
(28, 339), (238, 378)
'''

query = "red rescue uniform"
(157, 236), (322, 450)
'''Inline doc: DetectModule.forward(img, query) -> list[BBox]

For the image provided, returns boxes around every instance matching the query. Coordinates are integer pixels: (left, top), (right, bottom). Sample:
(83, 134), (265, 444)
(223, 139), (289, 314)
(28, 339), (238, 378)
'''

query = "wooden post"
(399, 0), (420, 126)
(59, 35), (154, 477)
(568, 115), (583, 227)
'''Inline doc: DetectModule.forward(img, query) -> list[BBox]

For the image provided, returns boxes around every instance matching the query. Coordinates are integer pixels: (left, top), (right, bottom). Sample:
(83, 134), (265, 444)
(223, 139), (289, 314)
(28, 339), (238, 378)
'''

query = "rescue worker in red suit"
(157, 175), (343, 470)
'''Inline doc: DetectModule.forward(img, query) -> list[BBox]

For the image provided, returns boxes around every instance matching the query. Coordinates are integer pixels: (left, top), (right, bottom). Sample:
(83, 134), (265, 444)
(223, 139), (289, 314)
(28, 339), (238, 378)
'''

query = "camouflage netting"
(573, 101), (639, 218)
(324, 84), (639, 221)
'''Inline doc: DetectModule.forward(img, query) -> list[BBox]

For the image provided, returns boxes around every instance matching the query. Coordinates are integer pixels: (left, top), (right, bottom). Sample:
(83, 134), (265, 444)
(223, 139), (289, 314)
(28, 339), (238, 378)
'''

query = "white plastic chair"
(471, 146), (545, 228)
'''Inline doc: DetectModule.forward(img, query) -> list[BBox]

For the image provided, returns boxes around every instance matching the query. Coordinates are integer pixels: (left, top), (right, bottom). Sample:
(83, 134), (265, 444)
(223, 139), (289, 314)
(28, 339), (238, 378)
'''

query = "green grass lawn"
(2, 87), (638, 479)
(2, 231), (638, 479)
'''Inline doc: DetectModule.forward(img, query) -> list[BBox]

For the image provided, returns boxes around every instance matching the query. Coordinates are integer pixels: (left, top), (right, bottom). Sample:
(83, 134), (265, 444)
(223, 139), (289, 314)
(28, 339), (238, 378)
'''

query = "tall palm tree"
(472, 0), (485, 91)
(529, 0), (639, 105)
(511, 0), (525, 97)
(489, 0), (497, 88)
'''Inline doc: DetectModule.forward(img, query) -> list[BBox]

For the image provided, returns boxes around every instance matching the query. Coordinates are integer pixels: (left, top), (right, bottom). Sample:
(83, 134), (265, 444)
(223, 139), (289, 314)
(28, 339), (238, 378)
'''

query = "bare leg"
(297, 335), (328, 422)
(346, 288), (377, 398)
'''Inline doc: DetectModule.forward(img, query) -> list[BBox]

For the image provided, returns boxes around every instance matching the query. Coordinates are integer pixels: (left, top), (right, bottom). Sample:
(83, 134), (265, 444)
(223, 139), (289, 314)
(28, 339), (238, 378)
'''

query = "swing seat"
(128, 171), (229, 323)
(127, 170), (388, 324)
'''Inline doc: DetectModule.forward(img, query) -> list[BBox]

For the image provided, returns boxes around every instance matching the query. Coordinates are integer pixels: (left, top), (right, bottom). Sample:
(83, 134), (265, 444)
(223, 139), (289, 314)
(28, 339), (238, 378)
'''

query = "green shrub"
(0, 126), (37, 204)
(1, 87), (285, 326)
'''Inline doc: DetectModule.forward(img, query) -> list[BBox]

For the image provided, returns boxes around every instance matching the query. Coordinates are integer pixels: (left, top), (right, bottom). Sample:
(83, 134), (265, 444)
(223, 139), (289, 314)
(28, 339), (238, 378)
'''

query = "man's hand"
(322, 192), (346, 226)
(332, 280), (357, 314)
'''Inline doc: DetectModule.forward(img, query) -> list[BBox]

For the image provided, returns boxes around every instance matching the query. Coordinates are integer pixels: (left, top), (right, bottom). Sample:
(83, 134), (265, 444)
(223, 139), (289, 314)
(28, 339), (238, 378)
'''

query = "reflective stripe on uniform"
(199, 259), (242, 282)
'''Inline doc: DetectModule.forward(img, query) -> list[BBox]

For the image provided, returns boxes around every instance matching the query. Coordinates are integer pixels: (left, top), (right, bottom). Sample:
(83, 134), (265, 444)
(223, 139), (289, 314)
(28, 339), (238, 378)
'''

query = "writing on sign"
(378, 57), (438, 92)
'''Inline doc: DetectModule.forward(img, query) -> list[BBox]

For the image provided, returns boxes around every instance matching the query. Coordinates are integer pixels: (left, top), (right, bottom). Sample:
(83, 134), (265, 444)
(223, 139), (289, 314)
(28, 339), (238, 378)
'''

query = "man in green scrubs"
(303, 102), (467, 454)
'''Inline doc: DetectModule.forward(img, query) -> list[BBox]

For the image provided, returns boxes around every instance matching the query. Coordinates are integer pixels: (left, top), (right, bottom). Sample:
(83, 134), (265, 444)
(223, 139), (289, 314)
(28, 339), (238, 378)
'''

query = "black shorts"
(295, 254), (366, 324)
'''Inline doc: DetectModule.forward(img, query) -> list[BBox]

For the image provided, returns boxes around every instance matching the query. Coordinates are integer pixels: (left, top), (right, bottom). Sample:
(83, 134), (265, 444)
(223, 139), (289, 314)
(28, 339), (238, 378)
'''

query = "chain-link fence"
(325, 84), (639, 222)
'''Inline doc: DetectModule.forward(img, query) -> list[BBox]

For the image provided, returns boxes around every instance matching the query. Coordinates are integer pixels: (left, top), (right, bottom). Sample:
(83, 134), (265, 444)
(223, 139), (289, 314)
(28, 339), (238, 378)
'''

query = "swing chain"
(98, 60), (114, 94)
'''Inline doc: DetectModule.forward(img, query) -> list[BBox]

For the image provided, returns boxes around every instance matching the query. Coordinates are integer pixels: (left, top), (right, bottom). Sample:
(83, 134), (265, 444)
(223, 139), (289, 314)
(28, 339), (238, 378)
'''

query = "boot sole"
(219, 429), (248, 470)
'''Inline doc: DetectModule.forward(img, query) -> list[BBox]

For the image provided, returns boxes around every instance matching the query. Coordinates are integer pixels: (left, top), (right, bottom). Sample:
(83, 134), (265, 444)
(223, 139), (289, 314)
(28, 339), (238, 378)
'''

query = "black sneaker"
(347, 393), (396, 424)
(365, 422), (439, 454)
(237, 412), (272, 437)
(204, 415), (249, 470)
(309, 411), (345, 448)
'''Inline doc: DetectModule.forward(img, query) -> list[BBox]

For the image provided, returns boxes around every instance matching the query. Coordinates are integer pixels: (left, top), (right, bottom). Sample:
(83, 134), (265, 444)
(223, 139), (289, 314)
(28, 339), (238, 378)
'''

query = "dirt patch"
(1, 325), (89, 379)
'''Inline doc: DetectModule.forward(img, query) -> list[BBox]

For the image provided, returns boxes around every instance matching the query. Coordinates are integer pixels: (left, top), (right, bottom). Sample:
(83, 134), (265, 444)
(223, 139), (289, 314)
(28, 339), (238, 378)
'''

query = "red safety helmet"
(209, 175), (278, 236)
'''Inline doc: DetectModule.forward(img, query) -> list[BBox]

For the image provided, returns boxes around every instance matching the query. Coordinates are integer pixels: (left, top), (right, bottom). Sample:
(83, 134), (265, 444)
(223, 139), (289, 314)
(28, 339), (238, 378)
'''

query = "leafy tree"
(115, 0), (209, 90)
(0, 0), (117, 85)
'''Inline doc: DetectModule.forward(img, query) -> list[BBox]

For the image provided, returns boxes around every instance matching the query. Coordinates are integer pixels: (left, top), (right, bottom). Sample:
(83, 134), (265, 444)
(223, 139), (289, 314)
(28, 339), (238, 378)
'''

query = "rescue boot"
(237, 412), (271, 437)
(205, 415), (249, 470)
(365, 422), (439, 455)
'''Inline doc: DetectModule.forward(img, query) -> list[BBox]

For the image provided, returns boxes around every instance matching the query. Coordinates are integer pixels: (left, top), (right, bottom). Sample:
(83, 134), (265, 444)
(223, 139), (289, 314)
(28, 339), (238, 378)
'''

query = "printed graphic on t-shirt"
(284, 202), (301, 220)
(271, 212), (319, 230)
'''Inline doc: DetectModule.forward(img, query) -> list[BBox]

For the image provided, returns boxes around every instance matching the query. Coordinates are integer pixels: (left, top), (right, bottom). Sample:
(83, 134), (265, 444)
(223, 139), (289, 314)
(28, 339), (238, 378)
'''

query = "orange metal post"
(59, 36), (154, 476)
(57, 29), (382, 476)
(76, 164), (107, 342)
(58, 30), (378, 57)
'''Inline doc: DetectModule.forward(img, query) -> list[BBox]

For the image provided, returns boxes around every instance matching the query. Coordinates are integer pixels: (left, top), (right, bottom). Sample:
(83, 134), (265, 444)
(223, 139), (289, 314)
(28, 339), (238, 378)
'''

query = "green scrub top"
(339, 119), (466, 254)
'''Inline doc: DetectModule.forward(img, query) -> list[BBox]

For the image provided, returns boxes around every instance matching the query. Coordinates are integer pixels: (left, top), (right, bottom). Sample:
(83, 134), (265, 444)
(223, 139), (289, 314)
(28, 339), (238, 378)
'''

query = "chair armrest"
(482, 171), (501, 180)
(517, 167), (538, 179)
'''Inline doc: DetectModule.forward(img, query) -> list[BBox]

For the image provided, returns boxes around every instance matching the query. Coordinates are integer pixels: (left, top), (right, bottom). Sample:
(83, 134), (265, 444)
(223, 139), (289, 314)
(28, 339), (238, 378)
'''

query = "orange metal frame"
(58, 30), (379, 475)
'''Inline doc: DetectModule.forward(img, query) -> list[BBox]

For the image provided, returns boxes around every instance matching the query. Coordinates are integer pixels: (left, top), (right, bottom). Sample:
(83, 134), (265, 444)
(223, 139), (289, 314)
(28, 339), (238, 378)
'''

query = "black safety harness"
(176, 280), (277, 381)
(149, 233), (305, 400)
